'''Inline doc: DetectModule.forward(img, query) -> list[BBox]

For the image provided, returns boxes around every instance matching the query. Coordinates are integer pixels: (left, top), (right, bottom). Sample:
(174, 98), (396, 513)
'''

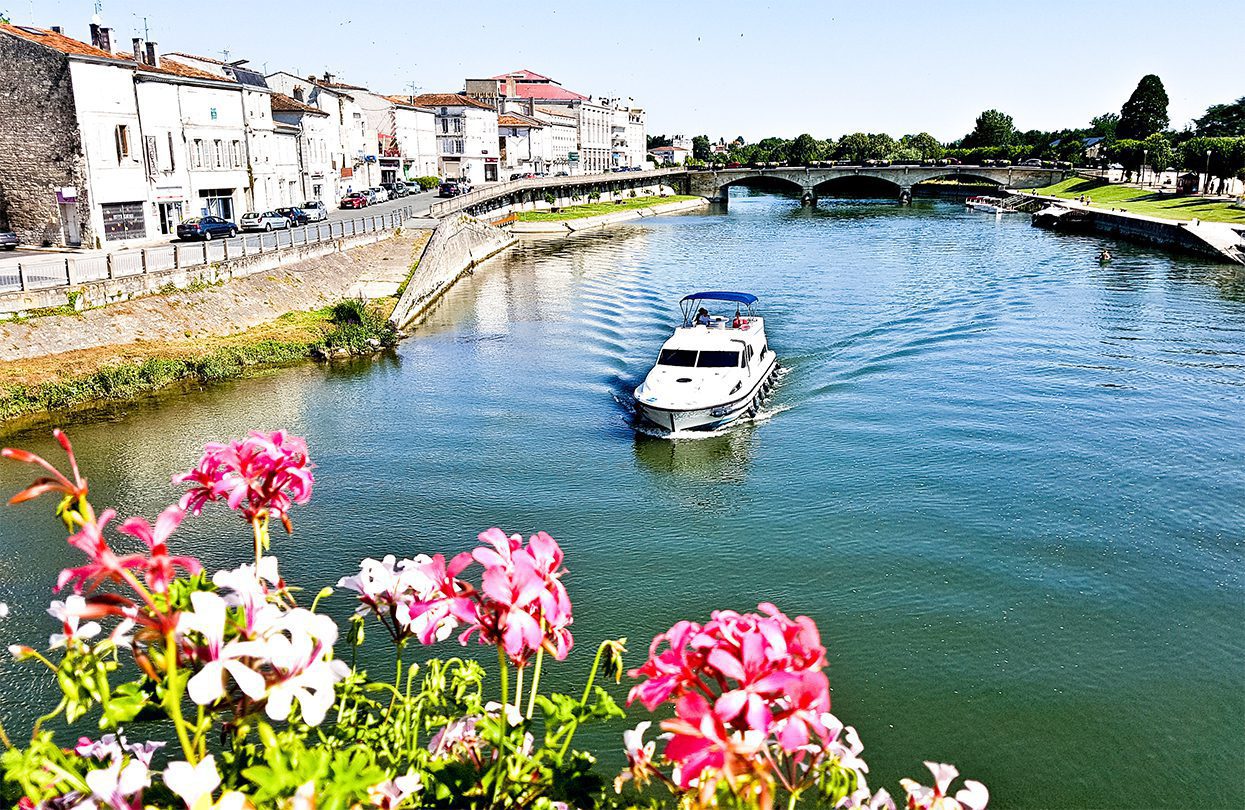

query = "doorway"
(158, 202), (183, 235)
(58, 202), (81, 246)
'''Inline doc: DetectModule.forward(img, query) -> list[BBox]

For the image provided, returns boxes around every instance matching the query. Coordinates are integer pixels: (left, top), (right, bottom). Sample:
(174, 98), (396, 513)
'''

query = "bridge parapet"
(688, 165), (1069, 205)
(426, 168), (690, 219)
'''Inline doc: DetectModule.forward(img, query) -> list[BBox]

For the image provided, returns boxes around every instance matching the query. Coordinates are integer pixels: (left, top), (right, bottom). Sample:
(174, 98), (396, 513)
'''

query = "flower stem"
(513, 665), (525, 717)
(164, 629), (198, 764)
(559, 640), (610, 759)
(525, 646), (544, 720)
(497, 645), (509, 708)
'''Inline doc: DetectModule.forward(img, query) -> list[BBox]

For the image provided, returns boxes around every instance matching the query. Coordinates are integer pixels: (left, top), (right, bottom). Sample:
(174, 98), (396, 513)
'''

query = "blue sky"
(17, 0), (1244, 142)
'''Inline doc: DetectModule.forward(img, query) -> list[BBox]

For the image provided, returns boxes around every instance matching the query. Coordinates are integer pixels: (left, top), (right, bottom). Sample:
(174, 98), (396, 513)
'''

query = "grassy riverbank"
(515, 195), (702, 222)
(1033, 177), (1245, 224)
(0, 299), (396, 422)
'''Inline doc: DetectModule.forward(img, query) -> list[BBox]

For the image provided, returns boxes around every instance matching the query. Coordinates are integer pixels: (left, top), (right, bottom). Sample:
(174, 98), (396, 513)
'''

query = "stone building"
(269, 92), (334, 204)
(0, 22), (248, 247)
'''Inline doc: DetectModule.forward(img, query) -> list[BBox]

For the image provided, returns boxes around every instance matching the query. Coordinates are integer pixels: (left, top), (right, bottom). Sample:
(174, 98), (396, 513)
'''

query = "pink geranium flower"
(175, 430), (314, 527)
(117, 506), (202, 594)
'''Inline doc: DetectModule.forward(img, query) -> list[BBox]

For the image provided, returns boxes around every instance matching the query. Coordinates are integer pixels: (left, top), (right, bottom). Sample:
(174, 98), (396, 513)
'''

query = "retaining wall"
(389, 215), (516, 329)
(509, 198), (709, 234)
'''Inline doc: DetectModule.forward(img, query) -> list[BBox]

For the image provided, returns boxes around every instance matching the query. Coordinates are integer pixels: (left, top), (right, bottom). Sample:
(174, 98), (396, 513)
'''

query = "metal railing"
(426, 168), (688, 218)
(0, 206), (415, 295)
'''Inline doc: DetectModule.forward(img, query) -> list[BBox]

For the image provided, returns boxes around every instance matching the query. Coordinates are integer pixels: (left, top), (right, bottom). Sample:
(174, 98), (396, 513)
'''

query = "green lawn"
(1033, 177), (1245, 224)
(515, 195), (701, 222)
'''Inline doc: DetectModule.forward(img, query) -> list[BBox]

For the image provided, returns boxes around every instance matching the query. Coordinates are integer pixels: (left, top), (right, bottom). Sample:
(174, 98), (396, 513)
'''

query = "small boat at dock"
(634, 291), (779, 434)
(966, 195), (1014, 214)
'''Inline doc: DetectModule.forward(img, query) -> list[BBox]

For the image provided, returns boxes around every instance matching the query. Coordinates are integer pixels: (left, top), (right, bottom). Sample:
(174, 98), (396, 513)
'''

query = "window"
(658, 349), (697, 367)
(192, 139), (204, 168)
(455, 140), (464, 154)
(213, 140), (223, 168)
(293, 86), (304, 102)
(166, 132), (176, 171)
(232, 140), (242, 167)
(114, 124), (131, 161)
(697, 351), (742, 368)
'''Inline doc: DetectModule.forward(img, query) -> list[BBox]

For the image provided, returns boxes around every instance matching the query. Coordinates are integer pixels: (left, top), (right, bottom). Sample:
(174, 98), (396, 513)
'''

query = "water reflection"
(632, 426), (757, 483)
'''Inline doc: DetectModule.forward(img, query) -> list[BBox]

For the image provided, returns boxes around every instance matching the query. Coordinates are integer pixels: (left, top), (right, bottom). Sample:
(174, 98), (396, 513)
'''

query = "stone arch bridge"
(687, 165), (1069, 205)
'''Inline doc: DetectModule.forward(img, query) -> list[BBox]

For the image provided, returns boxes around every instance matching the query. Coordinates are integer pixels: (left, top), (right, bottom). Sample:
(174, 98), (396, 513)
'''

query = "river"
(1, 191), (1242, 807)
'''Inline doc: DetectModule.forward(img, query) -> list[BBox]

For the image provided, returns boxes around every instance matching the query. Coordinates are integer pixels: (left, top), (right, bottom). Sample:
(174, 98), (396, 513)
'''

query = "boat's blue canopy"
(680, 291), (759, 306)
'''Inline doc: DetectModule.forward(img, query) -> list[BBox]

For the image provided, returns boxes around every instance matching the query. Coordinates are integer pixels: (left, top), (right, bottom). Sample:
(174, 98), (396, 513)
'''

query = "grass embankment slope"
(515, 195), (702, 222)
(0, 299), (396, 422)
(1034, 177), (1245, 224)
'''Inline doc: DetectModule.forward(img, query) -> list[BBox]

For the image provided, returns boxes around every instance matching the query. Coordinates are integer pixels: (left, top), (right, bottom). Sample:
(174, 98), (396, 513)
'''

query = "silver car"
(0, 230), (17, 250)
(240, 211), (291, 232)
(368, 186), (390, 203)
(301, 201), (329, 222)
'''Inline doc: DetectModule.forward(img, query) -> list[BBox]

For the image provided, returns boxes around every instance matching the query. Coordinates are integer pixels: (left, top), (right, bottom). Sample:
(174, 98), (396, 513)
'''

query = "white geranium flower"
(164, 754), (222, 809)
(178, 592), (267, 705)
(48, 595), (102, 648)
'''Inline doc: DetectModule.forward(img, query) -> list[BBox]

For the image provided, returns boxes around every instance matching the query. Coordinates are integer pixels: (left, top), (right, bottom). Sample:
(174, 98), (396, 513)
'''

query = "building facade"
(413, 93), (499, 184)
(269, 93), (333, 204)
(0, 23), (258, 247)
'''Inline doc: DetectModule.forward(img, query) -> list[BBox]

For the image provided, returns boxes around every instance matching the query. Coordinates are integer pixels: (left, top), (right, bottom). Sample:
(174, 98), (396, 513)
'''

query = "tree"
(692, 135), (711, 161)
(646, 134), (671, 150)
(834, 132), (872, 163)
(865, 133), (897, 160)
(1141, 133), (1174, 175)
(963, 109), (1016, 147)
(899, 132), (944, 159)
(1194, 97), (1245, 137)
(786, 133), (824, 166)
(1090, 113), (1119, 140)
(1117, 75), (1169, 140)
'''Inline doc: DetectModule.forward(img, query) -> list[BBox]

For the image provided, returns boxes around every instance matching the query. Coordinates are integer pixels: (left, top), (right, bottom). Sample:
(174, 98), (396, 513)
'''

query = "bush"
(543, 191), (556, 205)
(413, 176), (442, 191)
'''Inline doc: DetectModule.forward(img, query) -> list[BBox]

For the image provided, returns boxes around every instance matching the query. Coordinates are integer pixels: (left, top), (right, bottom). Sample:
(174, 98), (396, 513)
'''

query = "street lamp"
(1142, 149), (1148, 187)
(1205, 149), (1213, 194)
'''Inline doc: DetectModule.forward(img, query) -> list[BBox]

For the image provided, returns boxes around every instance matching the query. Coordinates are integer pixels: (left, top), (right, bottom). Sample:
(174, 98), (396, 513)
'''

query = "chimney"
(89, 22), (102, 47)
(145, 41), (158, 67)
(132, 37), (143, 64)
(505, 76), (516, 98)
(99, 27), (113, 52)
(51, 25), (63, 34)
(526, 97), (534, 116)
(322, 71), (335, 85)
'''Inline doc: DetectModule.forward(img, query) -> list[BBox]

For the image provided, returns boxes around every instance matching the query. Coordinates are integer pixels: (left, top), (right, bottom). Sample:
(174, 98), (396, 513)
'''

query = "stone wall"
(389, 214), (516, 329)
(0, 35), (90, 246)
(0, 229), (428, 363)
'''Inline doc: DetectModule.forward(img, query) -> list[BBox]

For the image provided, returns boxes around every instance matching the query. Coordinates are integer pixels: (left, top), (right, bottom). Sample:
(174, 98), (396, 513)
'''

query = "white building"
(166, 53), (291, 212)
(601, 98), (646, 169)
(413, 93), (499, 184)
(270, 92), (334, 204)
(532, 106), (578, 174)
(498, 112), (547, 175)
(0, 23), (258, 246)
(379, 95), (439, 181)
(266, 72), (370, 200)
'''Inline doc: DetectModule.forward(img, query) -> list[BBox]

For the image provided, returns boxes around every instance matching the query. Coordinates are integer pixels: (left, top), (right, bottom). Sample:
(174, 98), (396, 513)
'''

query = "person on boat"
(694, 307), (711, 326)
(1098, 249), (1112, 262)
(732, 309), (746, 329)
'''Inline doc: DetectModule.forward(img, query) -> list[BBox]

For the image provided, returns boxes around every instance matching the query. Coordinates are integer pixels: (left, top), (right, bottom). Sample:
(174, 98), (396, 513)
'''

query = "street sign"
(568, 151), (579, 162)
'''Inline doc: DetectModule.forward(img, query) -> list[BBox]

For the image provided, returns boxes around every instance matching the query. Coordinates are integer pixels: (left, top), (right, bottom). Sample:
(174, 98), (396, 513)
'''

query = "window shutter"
(115, 125), (124, 162)
(145, 135), (158, 177)
(167, 132), (176, 171)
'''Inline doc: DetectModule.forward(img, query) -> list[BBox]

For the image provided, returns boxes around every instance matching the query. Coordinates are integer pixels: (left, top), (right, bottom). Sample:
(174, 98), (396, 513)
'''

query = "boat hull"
(636, 359), (778, 433)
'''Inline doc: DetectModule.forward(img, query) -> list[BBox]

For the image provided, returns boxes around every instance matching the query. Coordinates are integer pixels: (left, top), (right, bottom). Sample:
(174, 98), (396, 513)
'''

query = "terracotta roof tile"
(490, 68), (553, 82)
(140, 57), (225, 81)
(506, 83), (588, 102)
(0, 23), (126, 61)
(498, 113), (543, 128)
(412, 92), (494, 111)
(270, 92), (329, 116)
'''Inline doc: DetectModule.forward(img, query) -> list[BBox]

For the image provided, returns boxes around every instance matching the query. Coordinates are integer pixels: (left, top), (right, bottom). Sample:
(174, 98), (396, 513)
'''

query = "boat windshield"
(697, 350), (741, 368)
(658, 349), (698, 366)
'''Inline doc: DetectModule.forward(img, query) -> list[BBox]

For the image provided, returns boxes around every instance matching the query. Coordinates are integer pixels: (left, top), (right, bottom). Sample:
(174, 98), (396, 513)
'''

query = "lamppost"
(1205, 149), (1213, 194)
(1142, 149), (1148, 187)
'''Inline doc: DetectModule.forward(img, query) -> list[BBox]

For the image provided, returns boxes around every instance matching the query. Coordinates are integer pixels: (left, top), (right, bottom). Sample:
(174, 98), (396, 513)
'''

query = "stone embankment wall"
(389, 215), (516, 329)
(1022, 194), (1245, 264)
(0, 230), (427, 363)
(510, 198), (708, 234)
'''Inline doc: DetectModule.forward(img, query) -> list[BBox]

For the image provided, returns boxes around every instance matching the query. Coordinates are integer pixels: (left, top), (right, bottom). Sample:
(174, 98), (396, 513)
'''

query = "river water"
(1, 192), (1242, 807)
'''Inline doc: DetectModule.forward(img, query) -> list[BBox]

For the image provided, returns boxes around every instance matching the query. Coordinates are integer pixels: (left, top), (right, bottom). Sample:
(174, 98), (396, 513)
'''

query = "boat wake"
(622, 365), (792, 440)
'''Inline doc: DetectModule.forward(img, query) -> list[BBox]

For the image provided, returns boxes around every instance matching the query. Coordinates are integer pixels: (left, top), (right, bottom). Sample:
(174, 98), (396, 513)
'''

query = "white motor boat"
(634, 291), (779, 433)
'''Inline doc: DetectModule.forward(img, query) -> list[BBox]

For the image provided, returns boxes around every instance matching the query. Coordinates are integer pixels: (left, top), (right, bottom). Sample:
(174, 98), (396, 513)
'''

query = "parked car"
(340, 192), (368, 209)
(0, 230), (17, 250)
(438, 180), (473, 197)
(554, 171), (569, 176)
(177, 216), (237, 241)
(363, 189), (379, 205)
(404, 181), (423, 194)
(240, 211), (291, 232)
(1021, 158), (1043, 167)
(301, 201), (329, 222)
(275, 207), (310, 226)
(368, 187), (390, 202)
(380, 182), (407, 198)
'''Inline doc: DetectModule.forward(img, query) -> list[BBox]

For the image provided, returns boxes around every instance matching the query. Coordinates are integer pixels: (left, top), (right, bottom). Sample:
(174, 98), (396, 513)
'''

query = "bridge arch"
(812, 174), (906, 199)
(719, 174), (807, 199)
(913, 171), (1006, 188)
